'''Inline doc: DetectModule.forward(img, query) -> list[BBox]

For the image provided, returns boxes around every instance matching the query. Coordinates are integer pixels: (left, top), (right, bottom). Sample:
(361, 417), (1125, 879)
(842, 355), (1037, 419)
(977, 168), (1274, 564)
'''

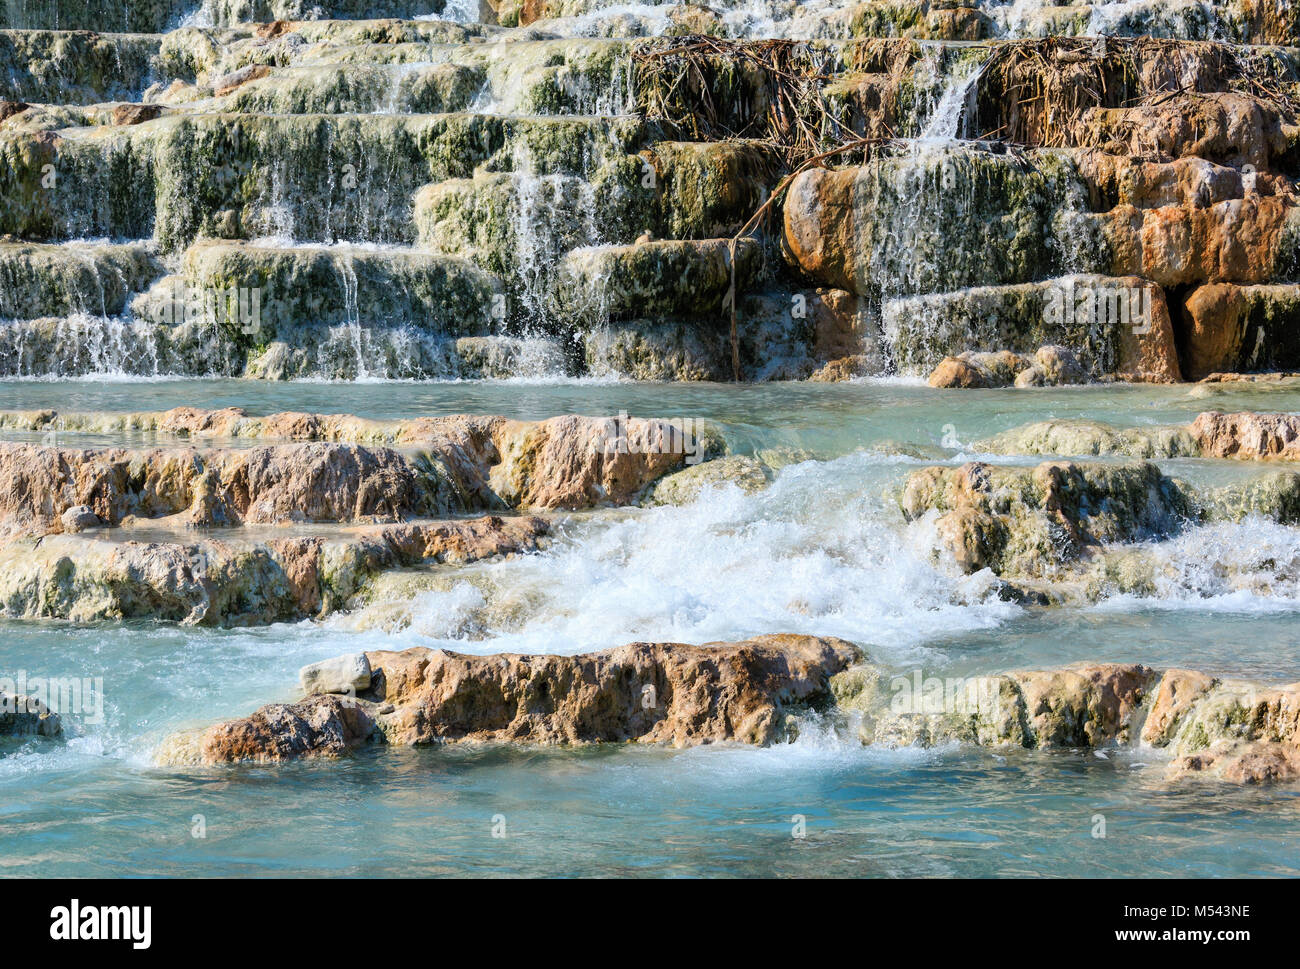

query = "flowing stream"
(1, 378), (1299, 876)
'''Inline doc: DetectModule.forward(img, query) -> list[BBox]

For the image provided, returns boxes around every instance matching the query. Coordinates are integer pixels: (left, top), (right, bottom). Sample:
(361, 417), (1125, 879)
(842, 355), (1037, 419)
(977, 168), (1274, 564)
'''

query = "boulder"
(647, 455), (770, 506)
(300, 654), (372, 695)
(110, 104), (163, 126)
(59, 505), (99, 533)
(1191, 411), (1300, 461)
(900, 460), (1195, 577)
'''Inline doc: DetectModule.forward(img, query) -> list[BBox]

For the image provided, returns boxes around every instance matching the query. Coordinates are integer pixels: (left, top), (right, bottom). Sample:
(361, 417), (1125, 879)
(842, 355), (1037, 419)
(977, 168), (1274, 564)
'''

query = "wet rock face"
(975, 411), (1300, 463)
(975, 419), (1201, 459)
(158, 634), (863, 763)
(0, 692), (60, 737)
(900, 460), (1195, 577)
(0, 440), (451, 531)
(0, 516), (550, 625)
(836, 659), (1300, 783)
(0, 19), (1295, 383)
(162, 642), (1300, 785)
(845, 663), (1160, 750)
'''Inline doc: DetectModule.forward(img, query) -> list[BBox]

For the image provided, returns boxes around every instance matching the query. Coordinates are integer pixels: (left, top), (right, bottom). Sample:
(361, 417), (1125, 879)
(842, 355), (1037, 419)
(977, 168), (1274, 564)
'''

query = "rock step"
(155, 639), (1300, 785)
(198, 38), (635, 117)
(155, 634), (863, 763)
(0, 1), (454, 32)
(0, 409), (717, 536)
(894, 275), (1180, 383)
(900, 457), (1300, 581)
(0, 29), (162, 104)
(0, 111), (644, 248)
(974, 412), (1300, 462)
(834, 660), (1300, 784)
(0, 515), (549, 625)
(0, 240), (161, 319)
(133, 240), (501, 339)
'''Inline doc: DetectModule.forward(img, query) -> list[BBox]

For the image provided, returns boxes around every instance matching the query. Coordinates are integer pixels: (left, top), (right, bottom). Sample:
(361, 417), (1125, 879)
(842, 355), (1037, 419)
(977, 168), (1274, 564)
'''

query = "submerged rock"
(157, 634), (863, 763)
(0, 692), (60, 737)
(158, 639), (1300, 786)
(974, 419), (1200, 458)
(976, 411), (1300, 462)
(646, 454), (771, 505)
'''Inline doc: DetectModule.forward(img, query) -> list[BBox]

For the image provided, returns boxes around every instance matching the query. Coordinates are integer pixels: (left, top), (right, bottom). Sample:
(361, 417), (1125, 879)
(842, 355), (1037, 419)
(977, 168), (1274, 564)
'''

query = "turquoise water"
(2, 378), (1299, 877)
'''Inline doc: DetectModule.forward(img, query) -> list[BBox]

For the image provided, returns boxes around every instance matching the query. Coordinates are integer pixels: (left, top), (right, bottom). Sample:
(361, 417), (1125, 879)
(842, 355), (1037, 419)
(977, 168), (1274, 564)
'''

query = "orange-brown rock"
(1190, 411), (1300, 460)
(0, 441), (445, 534)
(809, 354), (872, 382)
(1075, 152), (1263, 210)
(1179, 283), (1300, 379)
(810, 287), (867, 361)
(110, 104), (162, 126)
(1011, 664), (1157, 747)
(0, 100), (28, 124)
(928, 356), (993, 388)
(1140, 669), (1218, 746)
(0, 409), (708, 528)
(212, 64), (272, 97)
(1100, 195), (1297, 287)
(158, 634), (864, 763)
(782, 167), (859, 293)
(488, 414), (697, 509)
(255, 20), (297, 39)
(1076, 92), (1292, 170)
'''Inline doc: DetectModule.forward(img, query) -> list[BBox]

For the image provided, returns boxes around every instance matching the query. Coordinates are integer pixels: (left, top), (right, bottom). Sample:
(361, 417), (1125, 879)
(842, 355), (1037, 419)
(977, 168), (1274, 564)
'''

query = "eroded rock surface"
(0, 515), (551, 625)
(158, 634), (864, 763)
(900, 460), (1194, 577)
(834, 659), (1300, 784)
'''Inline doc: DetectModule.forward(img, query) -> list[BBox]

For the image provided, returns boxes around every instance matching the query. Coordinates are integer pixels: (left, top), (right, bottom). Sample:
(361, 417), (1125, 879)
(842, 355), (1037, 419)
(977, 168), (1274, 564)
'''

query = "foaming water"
(0, 379), (1297, 874)
(344, 453), (1017, 662)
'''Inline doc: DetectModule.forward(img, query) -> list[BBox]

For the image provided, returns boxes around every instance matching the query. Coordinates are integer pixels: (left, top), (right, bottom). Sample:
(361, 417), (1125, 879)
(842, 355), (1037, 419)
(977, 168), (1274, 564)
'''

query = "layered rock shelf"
(0, 406), (719, 624)
(158, 634), (864, 762)
(158, 639), (1300, 785)
(0, 4), (1293, 380)
(5, 0), (1300, 883)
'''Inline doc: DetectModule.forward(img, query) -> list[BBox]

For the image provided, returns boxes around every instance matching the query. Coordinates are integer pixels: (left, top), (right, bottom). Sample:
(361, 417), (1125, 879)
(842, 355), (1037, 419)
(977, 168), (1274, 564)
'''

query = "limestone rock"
(157, 634), (864, 763)
(975, 419), (1200, 458)
(1180, 284), (1300, 380)
(1191, 411), (1300, 461)
(0, 516), (550, 626)
(110, 104), (163, 126)
(647, 455), (770, 505)
(300, 654), (372, 695)
(901, 460), (1195, 577)
(59, 505), (99, 533)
